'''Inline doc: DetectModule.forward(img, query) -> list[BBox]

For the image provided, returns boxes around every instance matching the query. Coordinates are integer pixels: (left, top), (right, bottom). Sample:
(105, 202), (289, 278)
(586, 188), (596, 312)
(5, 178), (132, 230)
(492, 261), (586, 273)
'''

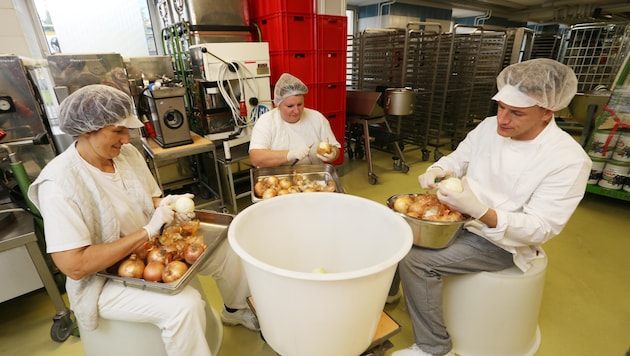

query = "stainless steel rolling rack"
(346, 29), (412, 184)
(348, 24), (510, 162)
(558, 22), (630, 93)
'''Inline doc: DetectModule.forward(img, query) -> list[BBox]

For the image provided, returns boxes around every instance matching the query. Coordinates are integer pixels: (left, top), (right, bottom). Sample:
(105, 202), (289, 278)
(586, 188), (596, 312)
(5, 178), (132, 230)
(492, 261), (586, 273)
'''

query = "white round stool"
(442, 256), (547, 356)
(78, 276), (223, 356)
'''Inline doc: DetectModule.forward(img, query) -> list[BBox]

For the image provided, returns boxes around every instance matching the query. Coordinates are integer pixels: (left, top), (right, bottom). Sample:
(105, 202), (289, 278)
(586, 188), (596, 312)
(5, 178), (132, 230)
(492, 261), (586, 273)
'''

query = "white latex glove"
(143, 206), (175, 239)
(159, 193), (195, 208)
(418, 167), (452, 190)
(287, 145), (310, 162)
(437, 176), (488, 219)
(317, 151), (336, 162)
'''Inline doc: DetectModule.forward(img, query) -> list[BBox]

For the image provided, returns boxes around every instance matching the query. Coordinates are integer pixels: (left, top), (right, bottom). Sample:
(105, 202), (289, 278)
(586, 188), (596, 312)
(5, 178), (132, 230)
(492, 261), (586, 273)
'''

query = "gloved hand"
(159, 193), (195, 209)
(143, 206), (175, 239)
(437, 176), (488, 219)
(418, 167), (452, 190)
(287, 145), (311, 162)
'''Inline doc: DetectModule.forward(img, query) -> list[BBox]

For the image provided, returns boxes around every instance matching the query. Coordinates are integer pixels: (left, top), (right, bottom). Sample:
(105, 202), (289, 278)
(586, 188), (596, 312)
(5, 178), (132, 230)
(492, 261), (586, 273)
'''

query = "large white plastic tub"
(229, 192), (412, 356)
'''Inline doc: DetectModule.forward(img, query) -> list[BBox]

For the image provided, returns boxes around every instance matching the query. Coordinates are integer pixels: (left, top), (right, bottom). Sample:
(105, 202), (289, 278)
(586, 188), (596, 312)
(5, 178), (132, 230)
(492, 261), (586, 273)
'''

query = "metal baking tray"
(250, 164), (345, 203)
(96, 210), (233, 294)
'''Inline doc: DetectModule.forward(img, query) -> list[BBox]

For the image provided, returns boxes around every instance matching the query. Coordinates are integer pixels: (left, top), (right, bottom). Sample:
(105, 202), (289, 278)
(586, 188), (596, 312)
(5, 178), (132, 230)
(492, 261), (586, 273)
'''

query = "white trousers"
(98, 238), (250, 356)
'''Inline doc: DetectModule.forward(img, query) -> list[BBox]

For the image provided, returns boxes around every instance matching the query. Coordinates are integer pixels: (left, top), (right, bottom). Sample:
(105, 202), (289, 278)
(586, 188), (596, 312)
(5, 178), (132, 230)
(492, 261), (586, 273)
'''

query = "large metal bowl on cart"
(386, 193), (472, 249)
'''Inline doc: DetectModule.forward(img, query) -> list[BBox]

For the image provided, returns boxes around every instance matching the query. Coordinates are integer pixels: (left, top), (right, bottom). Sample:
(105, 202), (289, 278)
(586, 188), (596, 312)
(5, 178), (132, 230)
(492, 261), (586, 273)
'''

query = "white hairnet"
(494, 58), (578, 111)
(59, 84), (135, 136)
(273, 73), (308, 106)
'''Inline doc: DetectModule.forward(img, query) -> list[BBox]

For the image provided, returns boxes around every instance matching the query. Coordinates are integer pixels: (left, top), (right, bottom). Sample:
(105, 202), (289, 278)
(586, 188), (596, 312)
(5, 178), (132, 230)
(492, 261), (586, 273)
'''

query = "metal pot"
(384, 88), (415, 116)
(387, 194), (471, 249)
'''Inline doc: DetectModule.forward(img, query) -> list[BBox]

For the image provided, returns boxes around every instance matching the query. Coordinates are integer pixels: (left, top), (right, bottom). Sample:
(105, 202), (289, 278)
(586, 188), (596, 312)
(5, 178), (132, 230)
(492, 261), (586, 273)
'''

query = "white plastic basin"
(228, 192), (412, 356)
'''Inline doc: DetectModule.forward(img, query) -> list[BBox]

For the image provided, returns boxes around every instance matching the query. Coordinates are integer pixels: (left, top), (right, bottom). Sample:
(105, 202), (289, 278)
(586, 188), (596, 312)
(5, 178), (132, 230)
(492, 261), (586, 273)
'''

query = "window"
(33, 0), (156, 56)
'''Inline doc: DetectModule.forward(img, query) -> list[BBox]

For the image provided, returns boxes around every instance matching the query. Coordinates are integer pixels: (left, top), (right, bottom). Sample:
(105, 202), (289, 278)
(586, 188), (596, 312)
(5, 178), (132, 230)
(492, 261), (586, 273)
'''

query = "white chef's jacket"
(431, 116), (592, 271)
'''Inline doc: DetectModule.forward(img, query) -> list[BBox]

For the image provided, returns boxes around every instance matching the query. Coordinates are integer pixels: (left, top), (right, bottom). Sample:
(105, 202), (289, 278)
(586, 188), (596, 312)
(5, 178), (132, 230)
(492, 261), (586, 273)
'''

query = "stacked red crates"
(249, 0), (347, 164)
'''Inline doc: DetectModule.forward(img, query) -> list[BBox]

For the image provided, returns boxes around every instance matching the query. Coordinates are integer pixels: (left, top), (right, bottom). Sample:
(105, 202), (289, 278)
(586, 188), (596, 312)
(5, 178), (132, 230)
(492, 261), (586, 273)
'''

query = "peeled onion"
(317, 141), (332, 155)
(439, 177), (463, 192)
(393, 195), (413, 213)
(174, 196), (195, 214)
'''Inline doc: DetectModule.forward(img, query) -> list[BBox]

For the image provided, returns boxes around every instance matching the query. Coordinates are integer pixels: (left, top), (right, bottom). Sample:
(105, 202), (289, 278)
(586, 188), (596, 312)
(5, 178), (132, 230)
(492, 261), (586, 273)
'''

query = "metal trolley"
(558, 22), (630, 92)
(348, 23), (511, 161)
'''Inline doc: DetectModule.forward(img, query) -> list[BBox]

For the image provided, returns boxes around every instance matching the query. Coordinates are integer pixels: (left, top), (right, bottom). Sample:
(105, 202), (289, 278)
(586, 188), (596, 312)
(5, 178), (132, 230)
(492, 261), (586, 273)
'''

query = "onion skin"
(162, 260), (188, 283)
(143, 261), (166, 282)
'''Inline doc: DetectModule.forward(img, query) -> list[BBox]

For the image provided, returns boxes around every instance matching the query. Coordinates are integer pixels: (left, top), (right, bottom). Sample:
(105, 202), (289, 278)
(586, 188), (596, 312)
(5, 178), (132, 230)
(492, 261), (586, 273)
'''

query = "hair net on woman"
(59, 84), (143, 136)
(492, 58), (578, 111)
(273, 73), (308, 106)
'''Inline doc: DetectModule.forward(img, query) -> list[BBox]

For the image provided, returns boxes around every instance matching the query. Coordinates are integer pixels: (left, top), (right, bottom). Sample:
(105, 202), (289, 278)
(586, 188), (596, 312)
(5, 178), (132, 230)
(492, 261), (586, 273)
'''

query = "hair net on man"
(492, 58), (578, 111)
(59, 84), (143, 136)
(273, 73), (308, 106)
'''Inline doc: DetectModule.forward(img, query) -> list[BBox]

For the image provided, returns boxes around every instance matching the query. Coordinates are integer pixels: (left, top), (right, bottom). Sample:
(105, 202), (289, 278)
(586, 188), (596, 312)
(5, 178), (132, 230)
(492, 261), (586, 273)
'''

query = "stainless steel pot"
(384, 88), (415, 116)
(386, 194), (471, 249)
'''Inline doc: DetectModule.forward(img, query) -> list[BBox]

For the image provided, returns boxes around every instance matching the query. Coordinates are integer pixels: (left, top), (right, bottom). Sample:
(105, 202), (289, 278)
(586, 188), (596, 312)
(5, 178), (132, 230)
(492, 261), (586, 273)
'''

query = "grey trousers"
(398, 231), (515, 356)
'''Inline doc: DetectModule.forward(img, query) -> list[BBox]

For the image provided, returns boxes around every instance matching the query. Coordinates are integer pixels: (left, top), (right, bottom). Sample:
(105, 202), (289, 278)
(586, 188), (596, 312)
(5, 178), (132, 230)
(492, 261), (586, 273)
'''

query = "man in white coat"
(392, 58), (592, 356)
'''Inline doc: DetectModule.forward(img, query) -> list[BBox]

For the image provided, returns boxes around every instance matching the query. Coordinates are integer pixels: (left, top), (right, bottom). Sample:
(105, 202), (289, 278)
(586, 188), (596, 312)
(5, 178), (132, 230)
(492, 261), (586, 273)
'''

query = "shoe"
(386, 289), (402, 304)
(391, 344), (454, 356)
(221, 306), (260, 331)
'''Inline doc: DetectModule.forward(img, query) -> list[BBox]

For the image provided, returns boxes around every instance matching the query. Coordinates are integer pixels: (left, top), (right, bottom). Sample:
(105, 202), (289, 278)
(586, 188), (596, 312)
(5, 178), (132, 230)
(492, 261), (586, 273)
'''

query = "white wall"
(0, 0), (42, 57)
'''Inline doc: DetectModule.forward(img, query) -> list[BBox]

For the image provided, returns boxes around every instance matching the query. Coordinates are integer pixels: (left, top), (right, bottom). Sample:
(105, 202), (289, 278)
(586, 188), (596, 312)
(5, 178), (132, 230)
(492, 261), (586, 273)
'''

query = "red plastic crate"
(270, 51), (316, 85)
(255, 13), (315, 52)
(317, 51), (346, 83)
(317, 82), (346, 114)
(304, 83), (318, 109)
(250, 0), (315, 19)
(317, 15), (347, 52)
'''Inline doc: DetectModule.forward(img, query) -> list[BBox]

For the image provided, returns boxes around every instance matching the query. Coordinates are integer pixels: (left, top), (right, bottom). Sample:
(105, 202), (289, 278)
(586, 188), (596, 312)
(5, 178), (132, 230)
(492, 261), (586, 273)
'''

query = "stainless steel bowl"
(386, 194), (471, 249)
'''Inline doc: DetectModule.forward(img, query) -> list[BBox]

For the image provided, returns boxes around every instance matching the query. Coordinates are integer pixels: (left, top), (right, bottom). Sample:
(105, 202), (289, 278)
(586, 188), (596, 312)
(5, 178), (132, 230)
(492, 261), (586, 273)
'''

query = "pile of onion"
(115, 219), (207, 283)
(254, 174), (336, 199)
(392, 194), (466, 222)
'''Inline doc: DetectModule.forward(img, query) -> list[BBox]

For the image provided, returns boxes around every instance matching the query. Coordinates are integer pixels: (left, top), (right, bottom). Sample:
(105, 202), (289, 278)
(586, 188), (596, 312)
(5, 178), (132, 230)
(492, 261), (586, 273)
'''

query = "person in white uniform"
(249, 73), (341, 167)
(28, 84), (258, 356)
(392, 59), (592, 356)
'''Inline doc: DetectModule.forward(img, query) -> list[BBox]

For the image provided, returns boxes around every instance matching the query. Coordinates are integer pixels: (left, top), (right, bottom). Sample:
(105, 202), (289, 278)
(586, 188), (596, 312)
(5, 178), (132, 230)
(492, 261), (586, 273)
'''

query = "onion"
(162, 260), (189, 283)
(317, 141), (332, 155)
(439, 177), (463, 192)
(279, 178), (292, 189)
(265, 175), (279, 186)
(143, 261), (165, 282)
(254, 181), (266, 197)
(184, 243), (206, 264)
(174, 196), (195, 214)
(118, 254), (145, 279)
(147, 247), (168, 264)
(262, 188), (277, 199)
(393, 195), (413, 213)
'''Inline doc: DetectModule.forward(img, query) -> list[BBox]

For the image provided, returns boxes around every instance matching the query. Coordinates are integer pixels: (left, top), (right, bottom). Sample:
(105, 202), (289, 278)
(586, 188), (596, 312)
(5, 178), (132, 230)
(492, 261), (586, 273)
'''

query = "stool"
(78, 277), (222, 356)
(442, 256), (547, 356)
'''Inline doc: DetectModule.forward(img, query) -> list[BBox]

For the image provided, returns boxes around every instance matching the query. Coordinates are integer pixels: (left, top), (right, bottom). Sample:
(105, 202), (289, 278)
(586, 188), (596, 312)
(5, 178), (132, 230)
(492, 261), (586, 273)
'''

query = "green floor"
(1, 147), (628, 356)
